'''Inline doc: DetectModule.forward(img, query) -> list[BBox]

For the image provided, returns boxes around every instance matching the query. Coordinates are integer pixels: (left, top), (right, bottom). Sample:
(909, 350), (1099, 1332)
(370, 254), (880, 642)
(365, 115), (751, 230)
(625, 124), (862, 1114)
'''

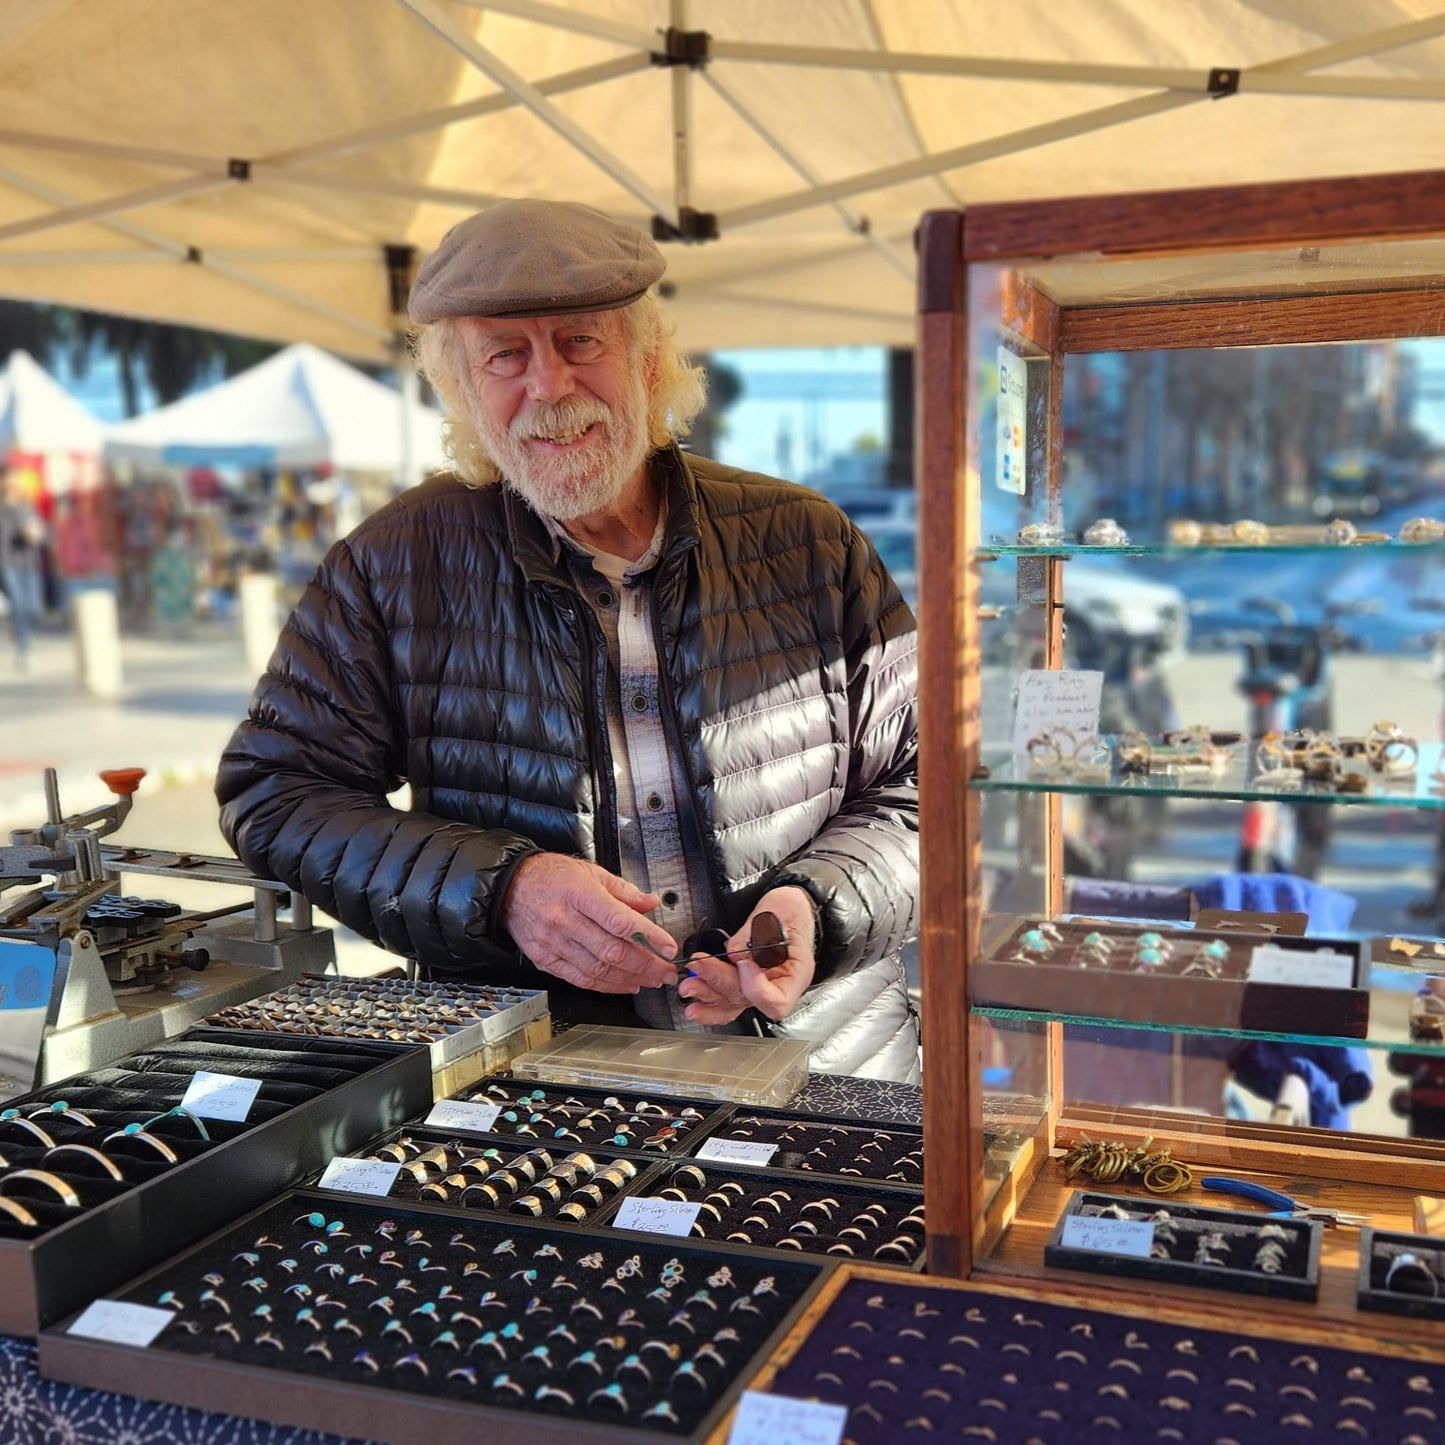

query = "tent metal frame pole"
(270, 53), (649, 168)
(721, 91), (1200, 231)
(395, 0), (675, 222)
(710, 41), (1202, 90)
(0, 163), (192, 260)
(0, 165), (391, 346)
(0, 173), (233, 245)
(0, 129), (219, 171)
(669, 0), (693, 217)
(701, 71), (914, 282)
(1250, 11), (1445, 71)
(449, 0), (656, 51)
(668, 231), (917, 295)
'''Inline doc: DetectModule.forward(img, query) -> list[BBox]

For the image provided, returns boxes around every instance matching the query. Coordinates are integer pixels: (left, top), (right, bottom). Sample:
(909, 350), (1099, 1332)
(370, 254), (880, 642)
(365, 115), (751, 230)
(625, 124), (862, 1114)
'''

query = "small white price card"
(1011, 669), (1104, 760)
(318, 1156), (402, 1196)
(424, 1099), (502, 1132)
(1247, 944), (1354, 990)
(67, 1300), (174, 1347)
(1060, 1214), (1154, 1259)
(696, 1136), (779, 1166)
(727, 1390), (847, 1445)
(180, 1070), (261, 1122)
(612, 1197), (701, 1237)
(996, 346), (1028, 496)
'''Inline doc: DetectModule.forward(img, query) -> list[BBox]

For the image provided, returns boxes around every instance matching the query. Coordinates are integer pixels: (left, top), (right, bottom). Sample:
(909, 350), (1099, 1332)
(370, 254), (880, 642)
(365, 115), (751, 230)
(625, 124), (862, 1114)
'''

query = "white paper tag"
(180, 1070), (261, 1122)
(318, 1156), (402, 1196)
(612, 1197), (702, 1237)
(728, 1390), (848, 1445)
(1060, 1214), (1155, 1258)
(696, 1137), (779, 1166)
(996, 347), (1028, 496)
(67, 1299), (174, 1347)
(1247, 944), (1354, 989)
(1012, 669), (1104, 760)
(424, 1100), (503, 1132)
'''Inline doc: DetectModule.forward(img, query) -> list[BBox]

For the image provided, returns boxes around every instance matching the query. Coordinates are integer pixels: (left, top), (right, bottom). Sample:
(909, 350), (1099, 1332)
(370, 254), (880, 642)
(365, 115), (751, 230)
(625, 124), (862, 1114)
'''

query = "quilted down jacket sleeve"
(215, 537), (538, 972)
(769, 523), (919, 983)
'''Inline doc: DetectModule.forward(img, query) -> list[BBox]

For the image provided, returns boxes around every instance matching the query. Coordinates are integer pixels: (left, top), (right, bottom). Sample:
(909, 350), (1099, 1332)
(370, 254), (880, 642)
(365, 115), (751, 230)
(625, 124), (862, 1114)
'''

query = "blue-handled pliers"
(1201, 1175), (1369, 1227)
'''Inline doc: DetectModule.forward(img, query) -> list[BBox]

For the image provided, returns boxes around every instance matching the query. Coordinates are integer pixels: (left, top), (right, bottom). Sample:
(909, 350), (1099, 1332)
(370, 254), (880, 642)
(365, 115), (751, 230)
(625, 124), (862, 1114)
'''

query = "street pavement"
(0, 618), (396, 974)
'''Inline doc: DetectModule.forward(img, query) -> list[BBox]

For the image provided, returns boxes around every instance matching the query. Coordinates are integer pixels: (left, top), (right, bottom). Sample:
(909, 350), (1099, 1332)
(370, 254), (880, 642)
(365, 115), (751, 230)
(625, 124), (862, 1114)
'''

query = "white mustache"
(513, 397), (609, 441)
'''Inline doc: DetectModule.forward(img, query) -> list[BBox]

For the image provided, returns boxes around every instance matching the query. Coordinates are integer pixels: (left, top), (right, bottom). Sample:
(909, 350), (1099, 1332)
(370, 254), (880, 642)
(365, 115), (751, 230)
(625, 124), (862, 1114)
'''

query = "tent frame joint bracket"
(650, 27), (710, 69)
(652, 207), (719, 244)
(1207, 67), (1239, 98)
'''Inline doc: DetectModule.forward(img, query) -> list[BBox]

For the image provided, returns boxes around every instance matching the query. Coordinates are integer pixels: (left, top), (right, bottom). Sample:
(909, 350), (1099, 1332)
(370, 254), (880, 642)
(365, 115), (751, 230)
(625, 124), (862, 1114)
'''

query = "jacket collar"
(502, 443), (702, 585)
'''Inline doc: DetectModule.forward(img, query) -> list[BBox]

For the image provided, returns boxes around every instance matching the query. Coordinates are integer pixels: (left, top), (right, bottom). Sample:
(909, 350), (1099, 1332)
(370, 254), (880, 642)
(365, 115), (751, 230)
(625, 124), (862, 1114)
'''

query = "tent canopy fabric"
(1, 3), (1444, 356)
(0, 350), (106, 456)
(103, 343), (448, 473)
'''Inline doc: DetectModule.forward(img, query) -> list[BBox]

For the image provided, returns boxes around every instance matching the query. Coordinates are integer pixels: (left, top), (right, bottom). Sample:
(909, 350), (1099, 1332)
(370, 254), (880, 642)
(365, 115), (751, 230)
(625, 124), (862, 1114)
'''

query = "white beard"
(470, 372), (652, 522)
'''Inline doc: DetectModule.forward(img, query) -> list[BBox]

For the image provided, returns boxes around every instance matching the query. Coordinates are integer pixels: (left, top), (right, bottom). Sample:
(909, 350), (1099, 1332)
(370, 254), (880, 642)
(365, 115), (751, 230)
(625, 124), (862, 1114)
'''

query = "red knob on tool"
(98, 768), (147, 796)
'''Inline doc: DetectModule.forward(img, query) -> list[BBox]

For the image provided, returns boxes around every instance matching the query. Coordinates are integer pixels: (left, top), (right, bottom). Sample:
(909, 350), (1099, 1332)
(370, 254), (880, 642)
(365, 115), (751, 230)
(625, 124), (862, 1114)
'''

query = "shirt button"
(661, 890), (679, 908)
(630, 693), (648, 712)
(597, 590), (615, 607)
(646, 794), (664, 812)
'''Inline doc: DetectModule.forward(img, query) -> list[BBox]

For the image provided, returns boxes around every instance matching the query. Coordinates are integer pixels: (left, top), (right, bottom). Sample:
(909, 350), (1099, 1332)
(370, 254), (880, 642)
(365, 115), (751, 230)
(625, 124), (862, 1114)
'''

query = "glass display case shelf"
(979, 538), (1445, 559)
(974, 1002), (1435, 1057)
(973, 741), (1445, 809)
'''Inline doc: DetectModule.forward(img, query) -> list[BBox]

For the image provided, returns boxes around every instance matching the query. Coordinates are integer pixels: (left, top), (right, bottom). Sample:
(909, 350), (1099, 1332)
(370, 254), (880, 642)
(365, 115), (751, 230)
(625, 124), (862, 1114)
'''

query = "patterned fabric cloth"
(0, 1334), (368, 1445)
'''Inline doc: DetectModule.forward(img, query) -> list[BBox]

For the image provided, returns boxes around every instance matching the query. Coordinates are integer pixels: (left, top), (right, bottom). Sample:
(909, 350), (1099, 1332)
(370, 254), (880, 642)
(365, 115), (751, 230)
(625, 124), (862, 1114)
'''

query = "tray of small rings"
(1045, 1190), (1322, 1301)
(625, 1160), (925, 1269)
(0, 1099), (242, 1236)
(446, 1078), (728, 1154)
(1357, 1227), (1445, 1321)
(318, 1128), (661, 1226)
(973, 916), (1369, 1037)
(39, 1191), (829, 1444)
(204, 975), (548, 1056)
(687, 1109), (922, 1185)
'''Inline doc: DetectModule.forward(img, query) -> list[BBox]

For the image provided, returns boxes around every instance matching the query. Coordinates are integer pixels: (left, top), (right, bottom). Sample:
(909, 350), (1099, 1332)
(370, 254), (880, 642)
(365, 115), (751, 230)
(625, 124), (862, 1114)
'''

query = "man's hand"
(502, 853), (678, 993)
(679, 886), (817, 1025)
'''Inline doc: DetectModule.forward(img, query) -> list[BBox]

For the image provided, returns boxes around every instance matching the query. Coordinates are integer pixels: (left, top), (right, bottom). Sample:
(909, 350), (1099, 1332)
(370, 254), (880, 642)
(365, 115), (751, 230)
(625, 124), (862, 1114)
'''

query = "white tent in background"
(104, 343), (447, 481)
(0, 350), (107, 493)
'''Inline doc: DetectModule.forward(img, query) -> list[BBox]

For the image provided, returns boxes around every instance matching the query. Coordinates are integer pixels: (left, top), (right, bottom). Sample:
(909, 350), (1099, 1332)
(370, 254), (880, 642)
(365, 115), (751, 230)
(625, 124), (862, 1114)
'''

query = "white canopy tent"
(0, 349), (107, 494)
(0, 3), (1443, 357)
(0, 350), (106, 455)
(104, 343), (448, 475)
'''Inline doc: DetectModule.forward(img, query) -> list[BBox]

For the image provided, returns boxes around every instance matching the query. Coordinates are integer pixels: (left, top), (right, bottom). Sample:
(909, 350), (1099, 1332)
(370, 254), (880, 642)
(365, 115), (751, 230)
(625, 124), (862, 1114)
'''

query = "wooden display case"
(917, 168), (1445, 1347)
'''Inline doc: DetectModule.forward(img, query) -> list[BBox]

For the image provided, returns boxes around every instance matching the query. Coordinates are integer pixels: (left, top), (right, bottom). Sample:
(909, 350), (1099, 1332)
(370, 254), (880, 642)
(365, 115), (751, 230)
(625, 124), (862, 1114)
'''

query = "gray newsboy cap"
(408, 199), (666, 324)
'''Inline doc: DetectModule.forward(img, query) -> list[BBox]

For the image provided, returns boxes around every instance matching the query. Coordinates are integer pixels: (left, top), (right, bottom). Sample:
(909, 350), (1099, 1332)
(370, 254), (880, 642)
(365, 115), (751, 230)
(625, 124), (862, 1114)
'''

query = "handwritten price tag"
(727, 1391), (847, 1445)
(696, 1137), (779, 1166)
(424, 1100), (502, 1132)
(180, 1070), (261, 1122)
(318, 1156), (402, 1197)
(1247, 944), (1354, 989)
(67, 1300), (174, 1347)
(1012, 669), (1104, 759)
(1060, 1214), (1154, 1259)
(612, 1197), (701, 1237)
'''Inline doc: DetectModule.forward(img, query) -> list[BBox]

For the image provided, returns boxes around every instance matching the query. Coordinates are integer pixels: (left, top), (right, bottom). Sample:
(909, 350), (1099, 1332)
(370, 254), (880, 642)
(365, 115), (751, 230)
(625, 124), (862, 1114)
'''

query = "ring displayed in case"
(1385, 1251), (1439, 1298)
(0, 1168), (82, 1209)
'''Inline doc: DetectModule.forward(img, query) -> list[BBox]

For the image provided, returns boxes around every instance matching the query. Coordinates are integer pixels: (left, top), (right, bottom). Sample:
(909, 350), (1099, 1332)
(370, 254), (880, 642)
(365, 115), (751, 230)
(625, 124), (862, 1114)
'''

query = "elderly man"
(217, 200), (920, 1080)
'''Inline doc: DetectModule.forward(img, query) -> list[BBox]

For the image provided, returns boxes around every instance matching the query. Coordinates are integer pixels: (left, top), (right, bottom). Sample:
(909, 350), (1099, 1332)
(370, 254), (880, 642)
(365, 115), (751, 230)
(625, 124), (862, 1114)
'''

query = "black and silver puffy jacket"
(217, 447), (921, 1080)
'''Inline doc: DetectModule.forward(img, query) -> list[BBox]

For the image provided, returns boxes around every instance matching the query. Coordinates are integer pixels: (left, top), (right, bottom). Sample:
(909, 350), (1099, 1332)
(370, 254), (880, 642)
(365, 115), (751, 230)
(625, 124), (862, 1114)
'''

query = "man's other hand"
(503, 853), (678, 993)
(679, 886), (816, 1025)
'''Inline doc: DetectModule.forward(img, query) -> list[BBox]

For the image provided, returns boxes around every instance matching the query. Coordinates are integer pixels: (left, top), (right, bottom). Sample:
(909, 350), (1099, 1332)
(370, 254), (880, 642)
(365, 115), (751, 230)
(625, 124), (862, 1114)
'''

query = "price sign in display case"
(917, 170), (1445, 1348)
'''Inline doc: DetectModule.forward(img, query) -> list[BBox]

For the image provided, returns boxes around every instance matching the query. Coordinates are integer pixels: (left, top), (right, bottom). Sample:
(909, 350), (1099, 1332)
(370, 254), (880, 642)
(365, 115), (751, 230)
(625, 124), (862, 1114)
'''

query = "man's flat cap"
(408, 199), (665, 324)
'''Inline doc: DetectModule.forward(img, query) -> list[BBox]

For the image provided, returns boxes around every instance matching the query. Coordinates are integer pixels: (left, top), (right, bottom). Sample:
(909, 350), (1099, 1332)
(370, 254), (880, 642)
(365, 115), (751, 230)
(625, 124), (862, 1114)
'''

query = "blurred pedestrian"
(0, 465), (46, 669)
